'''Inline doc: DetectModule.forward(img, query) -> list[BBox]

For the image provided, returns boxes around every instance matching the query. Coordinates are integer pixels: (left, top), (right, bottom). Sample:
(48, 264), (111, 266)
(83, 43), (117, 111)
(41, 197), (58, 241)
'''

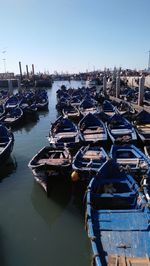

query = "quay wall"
(122, 75), (150, 88)
(0, 79), (18, 88)
(110, 96), (150, 113)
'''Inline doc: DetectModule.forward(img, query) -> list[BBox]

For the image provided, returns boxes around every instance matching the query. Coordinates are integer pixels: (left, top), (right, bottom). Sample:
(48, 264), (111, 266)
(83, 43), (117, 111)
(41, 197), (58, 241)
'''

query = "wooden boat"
(35, 96), (48, 111)
(116, 101), (135, 116)
(0, 123), (14, 165)
(85, 159), (150, 266)
(5, 95), (19, 110)
(56, 96), (69, 112)
(101, 100), (116, 117)
(110, 144), (150, 175)
(62, 104), (81, 121)
(19, 98), (38, 116)
(79, 98), (99, 115)
(48, 116), (80, 148)
(134, 110), (150, 144)
(69, 96), (81, 108)
(78, 113), (107, 144)
(72, 145), (108, 181)
(0, 107), (23, 127)
(106, 114), (137, 143)
(28, 145), (72, 195)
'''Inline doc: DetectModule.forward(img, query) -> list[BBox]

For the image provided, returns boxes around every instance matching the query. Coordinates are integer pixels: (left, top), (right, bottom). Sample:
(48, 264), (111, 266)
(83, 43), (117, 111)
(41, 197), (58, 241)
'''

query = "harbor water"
(0, 81), (91, 266)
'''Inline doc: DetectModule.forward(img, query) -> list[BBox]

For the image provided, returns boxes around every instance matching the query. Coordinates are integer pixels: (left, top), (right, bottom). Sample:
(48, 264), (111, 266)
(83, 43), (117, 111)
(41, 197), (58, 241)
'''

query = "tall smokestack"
(26, 65), (29, 79)
(32, 64), (35, 75)
(19, 61), (22, 80)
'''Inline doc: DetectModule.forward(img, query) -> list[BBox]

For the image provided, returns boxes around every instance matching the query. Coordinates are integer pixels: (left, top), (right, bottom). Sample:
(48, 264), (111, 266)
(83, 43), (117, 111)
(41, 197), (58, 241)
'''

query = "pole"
(148, 51), (150, 72)
(3, 59), (6, 73)
(103, 76), (107, 94)
(19, 61), (23, 81)
(138, 76), (145, 106)
(26, 65), (29, 79)
(116, 75), (120, 98)
(32, 64), (35, 75)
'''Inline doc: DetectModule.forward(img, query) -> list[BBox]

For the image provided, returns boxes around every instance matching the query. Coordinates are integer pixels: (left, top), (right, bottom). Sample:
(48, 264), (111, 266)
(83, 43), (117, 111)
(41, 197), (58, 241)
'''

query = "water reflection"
(0, 156), (17, 182)
(0, 81), (91, 266)
(13, 114), (40, 134)
(0, 228), (5, 266)
(31, 176), (72, 228)
(38, 109), (49, 118)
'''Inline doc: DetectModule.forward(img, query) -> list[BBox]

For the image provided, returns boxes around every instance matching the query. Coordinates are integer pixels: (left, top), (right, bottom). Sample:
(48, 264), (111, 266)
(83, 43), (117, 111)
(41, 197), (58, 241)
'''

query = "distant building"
(0, 72), (15, 79)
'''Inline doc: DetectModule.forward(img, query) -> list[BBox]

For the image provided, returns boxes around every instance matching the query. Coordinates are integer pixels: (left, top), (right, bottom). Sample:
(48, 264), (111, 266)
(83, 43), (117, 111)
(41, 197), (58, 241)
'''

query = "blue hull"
(86, 160), (150, 265)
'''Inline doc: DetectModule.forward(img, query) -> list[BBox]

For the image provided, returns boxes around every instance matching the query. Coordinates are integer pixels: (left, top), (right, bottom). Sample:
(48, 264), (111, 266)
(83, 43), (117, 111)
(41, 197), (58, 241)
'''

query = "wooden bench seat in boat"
(138, 128), (150, 134)
(93, 210), (150, 230)
(116, 158), (140, 165)
(83, 151), (103, 160)
(137, 124), (150, 128)
(111, 129), (132, 135)
(80, 161), (103, 169)
(38, 158), (69, 165)
(56, 132), (77, 137)
(0, 142), (8, 146)
(108, 254), (150, 266)
(83, 127), (104, 134)
(83, 134), (104, 142)
(4, 117), (15, 122)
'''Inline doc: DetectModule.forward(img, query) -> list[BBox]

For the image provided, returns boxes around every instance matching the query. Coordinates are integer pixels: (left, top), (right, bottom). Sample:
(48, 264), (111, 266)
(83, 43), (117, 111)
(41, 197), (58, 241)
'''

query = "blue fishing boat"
(28, 145), (71, 196)
(56, 96), (69, 112)
(101, 100), (116, 117)
(48, 116), (81, 148)
(35, 96), (48, 111)
(72, 145), (108, 182)
(5, 95), (19, 110)
(79, 98), (99, 115)
(0, 123), (14, 165)
(116, 101), (135, 116)
(19, 97), (38, 116)
(0, 107), (23, 127)
(78, 113), (107, 144)
(69, 96), (81, 107)
(134, 110), (150, 144)
(62, 104), (81, 121)
(85, 159), (150, 266)
(110, 144), (150, 175)
(106, 114), (137, 143)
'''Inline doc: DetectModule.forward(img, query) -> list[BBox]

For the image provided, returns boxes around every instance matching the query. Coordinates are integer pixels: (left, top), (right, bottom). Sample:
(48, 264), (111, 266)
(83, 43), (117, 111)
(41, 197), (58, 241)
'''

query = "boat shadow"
(12, 114), (39, 133)
(31, 176), (72, 228)
(0, 228), (6, 266)
(0, 156), (17, 182)
(38, 109), (49, 117)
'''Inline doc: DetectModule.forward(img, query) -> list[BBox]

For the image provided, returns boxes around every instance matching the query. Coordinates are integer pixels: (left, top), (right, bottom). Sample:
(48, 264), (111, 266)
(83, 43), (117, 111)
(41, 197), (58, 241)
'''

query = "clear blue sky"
(1, 0), (150, 74)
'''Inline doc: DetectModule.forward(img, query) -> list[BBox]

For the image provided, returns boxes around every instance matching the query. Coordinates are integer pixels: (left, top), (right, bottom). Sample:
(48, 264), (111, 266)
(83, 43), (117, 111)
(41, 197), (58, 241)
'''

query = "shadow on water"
(71, 180), (88, 215)
(0, 228), (5, 266)
(12, 114), (40, 134)
(38, 109), (49, 118)
(0, 156), (17, 182)
(31, 176), (72, 227)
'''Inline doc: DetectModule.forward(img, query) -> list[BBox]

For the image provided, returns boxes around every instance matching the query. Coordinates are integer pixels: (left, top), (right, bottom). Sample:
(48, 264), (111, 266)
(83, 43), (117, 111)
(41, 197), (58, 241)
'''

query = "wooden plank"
(108, 255), (150, 266)
(38, 158), (69, 165)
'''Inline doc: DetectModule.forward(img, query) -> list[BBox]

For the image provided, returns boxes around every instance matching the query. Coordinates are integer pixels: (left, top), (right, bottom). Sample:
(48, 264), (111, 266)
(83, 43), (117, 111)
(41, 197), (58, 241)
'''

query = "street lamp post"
(148, 50), (150, 72)
(2, 58), (6, 73)
(2, 50), (6, 75)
